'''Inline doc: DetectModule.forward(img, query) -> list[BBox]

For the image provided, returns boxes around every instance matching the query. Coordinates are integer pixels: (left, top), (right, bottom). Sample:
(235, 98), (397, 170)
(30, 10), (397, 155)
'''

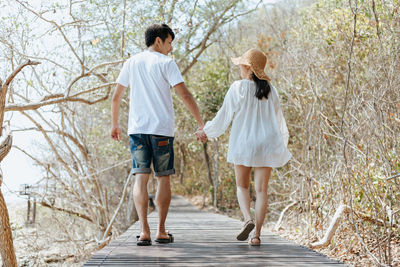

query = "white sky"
(2, 113), (43, 204)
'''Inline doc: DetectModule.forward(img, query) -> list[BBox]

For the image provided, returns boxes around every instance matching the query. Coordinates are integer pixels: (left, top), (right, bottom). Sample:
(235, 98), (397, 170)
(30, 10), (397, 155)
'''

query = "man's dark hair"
(145, 24), (175, 47)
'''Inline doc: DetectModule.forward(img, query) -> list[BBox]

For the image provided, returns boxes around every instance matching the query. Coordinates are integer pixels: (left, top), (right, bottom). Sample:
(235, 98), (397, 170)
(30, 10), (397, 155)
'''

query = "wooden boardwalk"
(84, 196), (346, 266)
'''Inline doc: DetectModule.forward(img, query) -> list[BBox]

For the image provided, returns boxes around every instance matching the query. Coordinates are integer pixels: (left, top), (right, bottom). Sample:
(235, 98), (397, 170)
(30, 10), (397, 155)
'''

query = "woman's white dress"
(203, 79), (291, 167)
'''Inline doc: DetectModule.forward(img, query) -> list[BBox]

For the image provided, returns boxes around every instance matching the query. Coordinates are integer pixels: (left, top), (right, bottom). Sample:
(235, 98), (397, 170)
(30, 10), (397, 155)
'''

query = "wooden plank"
(84, 196), (347, 267)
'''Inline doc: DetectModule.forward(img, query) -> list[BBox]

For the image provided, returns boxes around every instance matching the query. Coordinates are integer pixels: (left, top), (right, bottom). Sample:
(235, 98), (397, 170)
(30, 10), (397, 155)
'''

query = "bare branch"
(99, 173), (132, 246)
(385, 173), (400, 181)
(274, 200), (298, 231)
(180, 0), (260, 75)
(121, 0), (127, 58)
(15, 0), (84, 70)
(4, 60), (41, 88)
(311, 205), (350, 249)
(40, 201), (93, 223)
(1, 60), (41, 135)
(5, 82), (115, 112)
(371, 0), (381, 41)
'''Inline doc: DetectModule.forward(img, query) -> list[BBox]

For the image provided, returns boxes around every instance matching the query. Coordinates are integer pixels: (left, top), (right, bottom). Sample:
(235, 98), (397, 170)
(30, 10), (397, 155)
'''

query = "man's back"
(117, 50), (183, 137)
(111, 23), (204, 246)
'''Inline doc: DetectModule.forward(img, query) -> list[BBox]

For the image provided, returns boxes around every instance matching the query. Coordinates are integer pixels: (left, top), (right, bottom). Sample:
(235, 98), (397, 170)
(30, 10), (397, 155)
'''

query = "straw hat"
(231, 48), (271, 81)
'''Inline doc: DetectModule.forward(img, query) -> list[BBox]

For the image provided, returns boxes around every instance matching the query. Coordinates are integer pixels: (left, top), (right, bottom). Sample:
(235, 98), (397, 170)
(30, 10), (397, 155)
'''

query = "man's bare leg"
(155, 175), (171, 239)
(133, 173), (151, 240)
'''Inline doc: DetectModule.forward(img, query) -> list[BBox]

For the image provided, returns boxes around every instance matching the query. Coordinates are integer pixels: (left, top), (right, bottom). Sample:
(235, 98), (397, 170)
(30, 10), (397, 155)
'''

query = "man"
(111, 24), (204, 246)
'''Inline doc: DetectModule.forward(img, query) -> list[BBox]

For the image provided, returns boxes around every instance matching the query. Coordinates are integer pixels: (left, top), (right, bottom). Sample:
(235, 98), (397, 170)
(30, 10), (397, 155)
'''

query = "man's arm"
(111, 83), (128, 141)
(174, 82), (204, 129)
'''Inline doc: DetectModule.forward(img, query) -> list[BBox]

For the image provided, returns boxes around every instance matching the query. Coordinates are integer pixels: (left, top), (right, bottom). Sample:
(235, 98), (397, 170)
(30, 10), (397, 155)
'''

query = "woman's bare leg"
(234, 165), (252, 222)
(253, 167), (272, 239)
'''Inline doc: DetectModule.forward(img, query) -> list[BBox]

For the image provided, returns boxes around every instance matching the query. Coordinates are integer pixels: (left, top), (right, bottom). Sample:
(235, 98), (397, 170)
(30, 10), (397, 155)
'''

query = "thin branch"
(98, 173), (132, 246)
(371, 0), (381, 41)
(180, 0), (260, 75)
(0, 39), (72, 73)
(4, 60), (41, 88)
(5, 82), (115, 111)
(274, 200), (298, 231)
(15, 0), (84, 70)
(65, 60), (121, 96)
(311, 205), (350, 249)
(19, 111), (97, 220)
(121, 0), (127, 58)
(13, 145), (81, 201)
(1, 60), (40, 135)
(40, 201), (93, 223)
(384, 173), (400, 181)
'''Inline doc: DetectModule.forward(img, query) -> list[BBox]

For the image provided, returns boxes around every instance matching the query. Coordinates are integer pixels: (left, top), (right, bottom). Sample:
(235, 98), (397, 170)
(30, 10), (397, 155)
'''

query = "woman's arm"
(203, 82), (239, 138)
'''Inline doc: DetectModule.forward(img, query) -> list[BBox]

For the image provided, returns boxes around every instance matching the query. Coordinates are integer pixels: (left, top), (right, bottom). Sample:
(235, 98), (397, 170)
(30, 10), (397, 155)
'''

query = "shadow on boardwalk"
(84, 196), (347, 266)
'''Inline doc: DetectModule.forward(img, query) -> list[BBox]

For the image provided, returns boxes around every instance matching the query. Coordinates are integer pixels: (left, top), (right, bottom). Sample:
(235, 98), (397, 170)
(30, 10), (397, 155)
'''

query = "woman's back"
(203, 79), (291, 167)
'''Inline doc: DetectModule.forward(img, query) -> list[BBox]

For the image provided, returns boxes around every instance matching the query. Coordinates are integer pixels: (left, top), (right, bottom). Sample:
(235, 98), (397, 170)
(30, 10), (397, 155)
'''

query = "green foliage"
(195, 58), (231, 120)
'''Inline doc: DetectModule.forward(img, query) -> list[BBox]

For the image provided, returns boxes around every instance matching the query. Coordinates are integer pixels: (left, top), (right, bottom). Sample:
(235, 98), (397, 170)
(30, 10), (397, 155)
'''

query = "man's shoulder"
(129, 51), (149, 61)
(132, 51), (175, 64)
(153, 52), (176, 65)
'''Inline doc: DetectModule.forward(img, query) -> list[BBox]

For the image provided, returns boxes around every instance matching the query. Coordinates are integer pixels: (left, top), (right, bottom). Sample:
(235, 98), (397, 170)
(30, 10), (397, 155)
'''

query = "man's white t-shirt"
(116, 50), (184, 137)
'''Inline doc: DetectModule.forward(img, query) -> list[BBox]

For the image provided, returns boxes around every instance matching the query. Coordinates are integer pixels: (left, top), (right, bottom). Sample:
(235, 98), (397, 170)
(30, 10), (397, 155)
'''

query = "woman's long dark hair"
(252, 73), (271, 100)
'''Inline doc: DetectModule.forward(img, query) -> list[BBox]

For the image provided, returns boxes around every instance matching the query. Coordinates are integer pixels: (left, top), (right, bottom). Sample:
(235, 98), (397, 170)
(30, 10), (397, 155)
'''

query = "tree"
(0, 62), (39, 267)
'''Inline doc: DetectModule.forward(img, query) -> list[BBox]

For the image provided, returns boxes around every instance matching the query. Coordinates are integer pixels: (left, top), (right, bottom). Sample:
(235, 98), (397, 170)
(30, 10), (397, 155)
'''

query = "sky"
(2, 113), (43, 205)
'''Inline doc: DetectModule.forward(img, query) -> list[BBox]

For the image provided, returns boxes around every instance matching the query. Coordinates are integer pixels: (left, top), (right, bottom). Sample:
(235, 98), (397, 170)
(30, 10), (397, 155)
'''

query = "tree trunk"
(0, 60), (40, 267)
(0, 188), (18, 267)
(202, 143), (213, 188)
(179, 143), (187, 184)
(213, 139), (219, 209)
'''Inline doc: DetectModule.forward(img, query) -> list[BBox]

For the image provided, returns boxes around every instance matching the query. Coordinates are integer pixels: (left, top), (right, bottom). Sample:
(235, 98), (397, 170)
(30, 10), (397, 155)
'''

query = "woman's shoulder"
(230, 79), (255, 91)
(232, 79), (254, 85)
(227, 80), (255, 101)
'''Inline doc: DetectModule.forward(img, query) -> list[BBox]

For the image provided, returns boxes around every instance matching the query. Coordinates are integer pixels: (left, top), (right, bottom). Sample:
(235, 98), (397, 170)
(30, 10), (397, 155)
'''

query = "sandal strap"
(244, 220), (254, 227)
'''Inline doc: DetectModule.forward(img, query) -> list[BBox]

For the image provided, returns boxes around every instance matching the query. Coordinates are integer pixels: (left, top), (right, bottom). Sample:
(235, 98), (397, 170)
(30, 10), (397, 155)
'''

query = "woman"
(196, 48), (291, 245)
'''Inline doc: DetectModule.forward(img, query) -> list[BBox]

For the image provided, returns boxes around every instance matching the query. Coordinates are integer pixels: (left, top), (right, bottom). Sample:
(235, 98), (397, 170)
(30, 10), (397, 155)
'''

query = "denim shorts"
(129, 134), (175, 177)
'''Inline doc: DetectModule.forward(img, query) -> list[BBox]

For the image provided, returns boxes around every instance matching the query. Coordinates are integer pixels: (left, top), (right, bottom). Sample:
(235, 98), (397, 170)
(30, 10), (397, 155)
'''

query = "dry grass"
(7, 203), (97, 267)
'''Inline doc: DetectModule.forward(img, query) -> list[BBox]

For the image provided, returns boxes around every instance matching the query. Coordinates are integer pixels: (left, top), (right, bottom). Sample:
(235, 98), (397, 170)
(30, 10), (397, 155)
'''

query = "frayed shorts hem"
(131, 168), (152, 175)
(154, 169), (175, 177)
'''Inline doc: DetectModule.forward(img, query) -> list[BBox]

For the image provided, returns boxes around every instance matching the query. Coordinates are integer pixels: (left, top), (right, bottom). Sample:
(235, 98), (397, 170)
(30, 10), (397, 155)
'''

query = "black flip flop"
(155, 233), (174, 243)
(136, 235), (152, 246)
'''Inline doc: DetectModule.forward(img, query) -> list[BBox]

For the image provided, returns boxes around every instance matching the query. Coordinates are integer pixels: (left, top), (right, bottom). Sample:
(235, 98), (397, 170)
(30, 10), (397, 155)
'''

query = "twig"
(15, 0), (84, 69)
(40, 201), (93, 223)
(274, 200), (298, 231)
(371, 0), (381, 42)
(97, 173), (132, 247)
(384, 173), (400, 181)
(5, 82), (115, 111)
(311, 205), (350, 249)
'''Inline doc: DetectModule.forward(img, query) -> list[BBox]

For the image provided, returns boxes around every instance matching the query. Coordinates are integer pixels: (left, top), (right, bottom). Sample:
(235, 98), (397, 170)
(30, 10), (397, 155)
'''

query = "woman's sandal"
(236, 220), (255, 241)
(248, 236), (261, 246)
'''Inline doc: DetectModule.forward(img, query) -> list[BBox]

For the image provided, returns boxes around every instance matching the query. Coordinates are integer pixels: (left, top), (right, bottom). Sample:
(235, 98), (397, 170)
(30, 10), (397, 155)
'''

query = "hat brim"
(254, 71), (271, 81)
(231, 57), (250, 66)
(251, 66), (270, 81)
(232, 57), (271, 81)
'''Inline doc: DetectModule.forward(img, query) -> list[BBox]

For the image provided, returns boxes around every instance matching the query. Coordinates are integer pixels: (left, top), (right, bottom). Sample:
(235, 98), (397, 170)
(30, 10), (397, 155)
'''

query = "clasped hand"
(195, 127), (208, 143)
